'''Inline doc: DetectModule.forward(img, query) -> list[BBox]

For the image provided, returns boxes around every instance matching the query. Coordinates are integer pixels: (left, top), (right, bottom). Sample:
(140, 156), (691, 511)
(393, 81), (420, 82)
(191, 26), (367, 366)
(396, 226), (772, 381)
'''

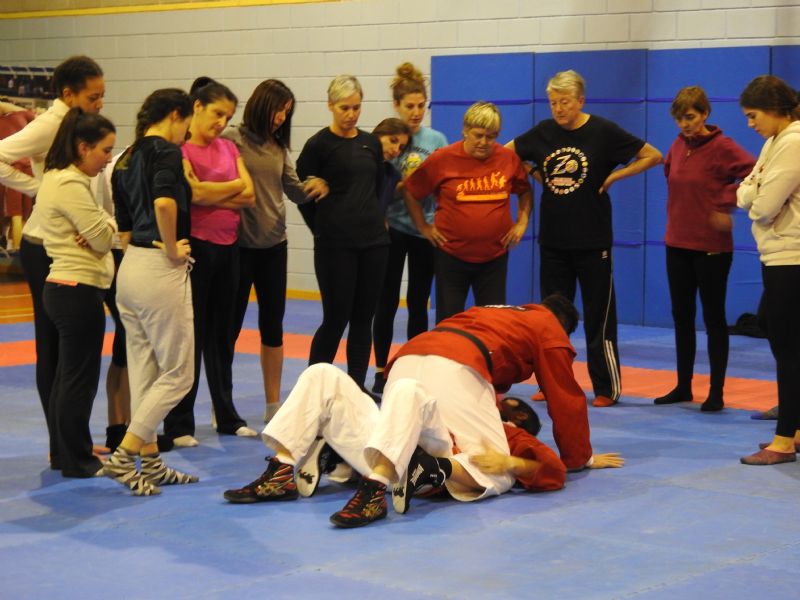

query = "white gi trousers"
(264, 359), (514, 502)
(262, 363), (378, 475)
(367, 355), (515, 502)
(116, 246), (195, 443)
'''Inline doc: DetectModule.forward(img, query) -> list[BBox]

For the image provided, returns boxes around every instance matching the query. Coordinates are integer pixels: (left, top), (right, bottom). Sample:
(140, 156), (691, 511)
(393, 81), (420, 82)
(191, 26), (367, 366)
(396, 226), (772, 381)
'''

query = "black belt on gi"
(431, 327), (493, 376)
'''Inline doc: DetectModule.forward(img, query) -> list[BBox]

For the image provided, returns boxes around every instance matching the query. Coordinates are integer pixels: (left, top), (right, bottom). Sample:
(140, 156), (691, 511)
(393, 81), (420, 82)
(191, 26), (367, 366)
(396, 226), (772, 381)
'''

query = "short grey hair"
(327, 75), (363, 103)
(546, 70), (586, 99)
(463, 101), (501, 131)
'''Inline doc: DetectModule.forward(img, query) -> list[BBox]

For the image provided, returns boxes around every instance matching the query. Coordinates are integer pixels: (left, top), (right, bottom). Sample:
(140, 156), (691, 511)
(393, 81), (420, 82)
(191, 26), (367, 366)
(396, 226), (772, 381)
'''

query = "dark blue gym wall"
(431, 46), (793, 327)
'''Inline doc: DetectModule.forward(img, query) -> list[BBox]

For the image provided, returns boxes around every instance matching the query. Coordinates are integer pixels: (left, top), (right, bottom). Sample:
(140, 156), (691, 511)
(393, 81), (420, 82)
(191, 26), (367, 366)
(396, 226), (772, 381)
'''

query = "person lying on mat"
(223, 294), (624, 528)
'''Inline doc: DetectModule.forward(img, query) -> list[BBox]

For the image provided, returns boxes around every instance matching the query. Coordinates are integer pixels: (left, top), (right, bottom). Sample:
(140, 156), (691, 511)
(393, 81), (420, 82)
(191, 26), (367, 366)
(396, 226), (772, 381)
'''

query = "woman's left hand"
(502, 221), (527, 248)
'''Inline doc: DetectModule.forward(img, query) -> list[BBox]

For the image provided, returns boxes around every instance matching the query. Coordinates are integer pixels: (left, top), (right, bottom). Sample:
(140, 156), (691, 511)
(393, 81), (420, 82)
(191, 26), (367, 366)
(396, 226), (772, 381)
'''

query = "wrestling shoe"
(392, 446), (447, 514)
(329, 477), (387, 528)
(223, 457), (298, 503)
(296, 437), (326, 497)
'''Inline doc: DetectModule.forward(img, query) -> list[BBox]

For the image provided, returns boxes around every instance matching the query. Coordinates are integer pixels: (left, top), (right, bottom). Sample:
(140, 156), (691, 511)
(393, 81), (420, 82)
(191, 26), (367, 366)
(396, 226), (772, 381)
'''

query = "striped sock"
(141, 454), (199, 485)
(103, 447), (160, 496)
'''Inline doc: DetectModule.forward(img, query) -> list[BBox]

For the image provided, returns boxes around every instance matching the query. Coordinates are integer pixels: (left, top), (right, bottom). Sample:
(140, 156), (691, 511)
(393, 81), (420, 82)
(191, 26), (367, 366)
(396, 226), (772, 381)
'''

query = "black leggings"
(666, 246), (732, 395)
(43, 282), (106, 478)
(309, 244), (389, 388)
(233, 242), (288, 348)
(372, 228), (434, 368)
(434, 250), (508, 323)
(762, 264), (800, 438)
(165, 238), (245, 437)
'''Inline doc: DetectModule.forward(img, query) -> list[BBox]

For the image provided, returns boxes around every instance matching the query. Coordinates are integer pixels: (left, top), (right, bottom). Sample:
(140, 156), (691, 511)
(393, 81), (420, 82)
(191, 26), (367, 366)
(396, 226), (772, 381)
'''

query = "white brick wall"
(677, 10), (727, 39)
(0, 0), (795, 294)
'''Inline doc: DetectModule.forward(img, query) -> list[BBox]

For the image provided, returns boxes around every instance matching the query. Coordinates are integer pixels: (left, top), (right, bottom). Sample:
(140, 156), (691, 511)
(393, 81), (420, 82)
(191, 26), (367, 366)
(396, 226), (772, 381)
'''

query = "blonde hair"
(463, 101), (501, 132)
(546, 70), (586, 99)
(391, 62), (427, 102)
(327, 75), (363, 103)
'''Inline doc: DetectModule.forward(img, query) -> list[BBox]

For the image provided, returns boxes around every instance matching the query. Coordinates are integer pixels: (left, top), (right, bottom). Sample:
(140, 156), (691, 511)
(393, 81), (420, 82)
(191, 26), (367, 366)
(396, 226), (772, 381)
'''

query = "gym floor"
(0, 293), (796, 599)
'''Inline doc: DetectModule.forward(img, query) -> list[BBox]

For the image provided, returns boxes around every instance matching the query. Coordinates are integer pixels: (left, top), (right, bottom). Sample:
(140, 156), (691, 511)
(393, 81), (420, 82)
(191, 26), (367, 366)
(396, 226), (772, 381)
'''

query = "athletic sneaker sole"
(296, 437), (325, 497)
(392, 469), (412, 514)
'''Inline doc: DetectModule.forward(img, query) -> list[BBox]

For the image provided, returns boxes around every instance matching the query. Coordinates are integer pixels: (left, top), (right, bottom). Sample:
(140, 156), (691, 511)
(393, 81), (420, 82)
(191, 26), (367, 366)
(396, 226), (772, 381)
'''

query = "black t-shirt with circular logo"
(514, 115), (644, 249)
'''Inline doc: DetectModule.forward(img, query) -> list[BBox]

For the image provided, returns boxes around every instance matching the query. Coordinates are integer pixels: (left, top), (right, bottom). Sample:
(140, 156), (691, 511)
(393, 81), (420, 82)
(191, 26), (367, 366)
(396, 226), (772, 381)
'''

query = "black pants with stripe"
(540, 246), (621, 401)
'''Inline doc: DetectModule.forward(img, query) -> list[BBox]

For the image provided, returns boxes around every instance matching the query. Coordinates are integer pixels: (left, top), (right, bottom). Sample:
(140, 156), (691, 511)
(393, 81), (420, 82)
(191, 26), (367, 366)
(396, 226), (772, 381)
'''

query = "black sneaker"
(371, 372), (385, 394)
(329, 477), (387, 528)
(392, 446), (445, 514)
(223, 457), (299, 503)
(296, 438), (326, 497)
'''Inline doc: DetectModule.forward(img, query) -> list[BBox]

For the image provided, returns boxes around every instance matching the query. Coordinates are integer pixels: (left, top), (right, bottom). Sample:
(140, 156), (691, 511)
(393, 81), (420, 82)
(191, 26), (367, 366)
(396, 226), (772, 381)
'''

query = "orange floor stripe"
(1, 330), (777, 413)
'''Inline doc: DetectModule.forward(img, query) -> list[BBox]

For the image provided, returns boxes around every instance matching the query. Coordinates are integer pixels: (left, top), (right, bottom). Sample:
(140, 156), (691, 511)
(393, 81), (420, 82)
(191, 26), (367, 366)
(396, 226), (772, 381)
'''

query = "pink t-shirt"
(182, 137), (241, 245)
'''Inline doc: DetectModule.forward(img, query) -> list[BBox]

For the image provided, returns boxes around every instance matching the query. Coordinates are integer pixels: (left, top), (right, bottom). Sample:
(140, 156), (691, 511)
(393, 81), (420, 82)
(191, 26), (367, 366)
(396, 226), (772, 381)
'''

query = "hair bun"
(396, 62), (423, 83)
(190, 76), (217, 95)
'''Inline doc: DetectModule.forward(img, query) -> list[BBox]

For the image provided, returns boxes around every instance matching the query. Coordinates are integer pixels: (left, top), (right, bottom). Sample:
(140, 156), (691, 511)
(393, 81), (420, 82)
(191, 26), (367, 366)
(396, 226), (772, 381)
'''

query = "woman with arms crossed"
(164, 78), (257, 446)
(736, 76), (800, 466)
(38, 109), (116, 478)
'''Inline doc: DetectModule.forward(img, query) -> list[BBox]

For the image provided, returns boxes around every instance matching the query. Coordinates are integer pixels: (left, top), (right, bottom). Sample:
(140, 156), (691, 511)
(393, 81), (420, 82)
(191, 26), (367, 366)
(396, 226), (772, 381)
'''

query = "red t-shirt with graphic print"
(404, 141), (530, 263)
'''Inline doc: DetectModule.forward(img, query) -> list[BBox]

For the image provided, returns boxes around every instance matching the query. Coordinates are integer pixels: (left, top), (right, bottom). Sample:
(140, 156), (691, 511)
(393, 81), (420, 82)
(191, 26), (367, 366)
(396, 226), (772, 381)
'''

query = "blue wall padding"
(647, 47), (771, 99)
(534, 49), (647, 101)
(431, 53), (535, 103)
(772, 46), (800, 83)
(430, 45), (789, 326)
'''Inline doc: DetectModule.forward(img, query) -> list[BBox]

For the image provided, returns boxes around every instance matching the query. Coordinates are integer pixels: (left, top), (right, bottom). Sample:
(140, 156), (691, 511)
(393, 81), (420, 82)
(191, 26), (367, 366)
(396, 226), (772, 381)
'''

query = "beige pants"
(116, 246), (195, 443)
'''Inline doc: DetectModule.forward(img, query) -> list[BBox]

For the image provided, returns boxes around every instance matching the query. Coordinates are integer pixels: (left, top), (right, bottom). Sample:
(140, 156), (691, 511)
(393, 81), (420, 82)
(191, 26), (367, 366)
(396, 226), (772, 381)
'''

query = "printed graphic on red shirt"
(455, 171), (509, 202)
(543, 147), (588, 196)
